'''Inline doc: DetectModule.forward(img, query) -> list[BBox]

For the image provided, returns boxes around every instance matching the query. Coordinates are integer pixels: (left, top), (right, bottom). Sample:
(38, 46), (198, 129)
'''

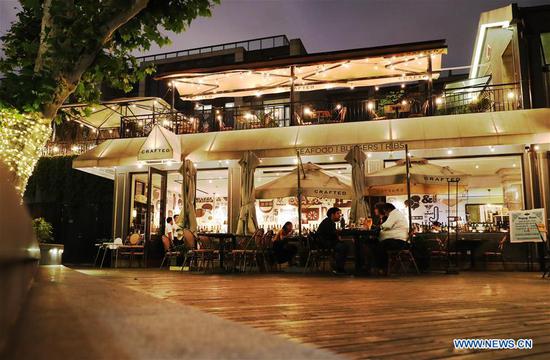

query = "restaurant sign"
(138, 125), (179, 162)
(298, 142), (406, 155)
(509, 208), (546, 243)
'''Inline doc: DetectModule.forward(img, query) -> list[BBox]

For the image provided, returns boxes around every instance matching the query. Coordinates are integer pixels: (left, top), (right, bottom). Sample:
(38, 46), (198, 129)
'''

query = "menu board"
(509, 209), (546, 243)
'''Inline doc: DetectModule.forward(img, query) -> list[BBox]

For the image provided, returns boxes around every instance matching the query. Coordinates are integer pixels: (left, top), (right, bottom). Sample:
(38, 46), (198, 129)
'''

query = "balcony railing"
(42, 140), (99, 157)
(135, 35), (290, 65)
(119, 83), (522, 138)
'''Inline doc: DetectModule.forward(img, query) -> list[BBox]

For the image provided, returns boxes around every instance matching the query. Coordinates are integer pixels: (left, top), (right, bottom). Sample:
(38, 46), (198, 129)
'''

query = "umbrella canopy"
(62, 97), (171, 130)
(236, 152), (260, 236)
(364, 158), (469, 196)
(256, 162), (352, 199)
(345, 146), (369, 223)
(178, 159), (197, 232)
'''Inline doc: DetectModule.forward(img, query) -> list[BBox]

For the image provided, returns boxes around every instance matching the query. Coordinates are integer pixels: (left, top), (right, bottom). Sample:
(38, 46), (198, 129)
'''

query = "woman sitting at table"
(273, 222), (298, 266)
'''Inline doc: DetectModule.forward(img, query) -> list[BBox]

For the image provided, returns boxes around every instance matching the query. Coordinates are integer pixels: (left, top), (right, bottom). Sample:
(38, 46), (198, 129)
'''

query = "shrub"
(32, 217), (53, 243)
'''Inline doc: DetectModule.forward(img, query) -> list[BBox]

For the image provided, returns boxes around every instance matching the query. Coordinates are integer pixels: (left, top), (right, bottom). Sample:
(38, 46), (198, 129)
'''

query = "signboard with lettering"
(509, 209), (546, 243)
(138, 125), (180, 162)
(297, 142), (406, 156)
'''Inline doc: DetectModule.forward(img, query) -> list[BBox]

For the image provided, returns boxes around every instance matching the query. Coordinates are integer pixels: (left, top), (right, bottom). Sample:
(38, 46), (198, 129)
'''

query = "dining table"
(340, 228), (379, 273)
(197, 232), (237, 269)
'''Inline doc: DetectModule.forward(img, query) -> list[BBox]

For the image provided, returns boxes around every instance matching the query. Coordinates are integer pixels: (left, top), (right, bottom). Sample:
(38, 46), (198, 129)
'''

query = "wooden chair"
(180, 229), (199, 271)
(115, 237), (145, 268)
(160, 235), (182, 269)
(230, 229), (263, 272)
(194, 236), (219, 273)
(483, 235), (508, 270)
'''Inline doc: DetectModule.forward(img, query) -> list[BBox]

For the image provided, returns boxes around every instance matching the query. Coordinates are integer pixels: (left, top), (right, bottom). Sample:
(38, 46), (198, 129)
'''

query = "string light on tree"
(0, 107), (51, 195)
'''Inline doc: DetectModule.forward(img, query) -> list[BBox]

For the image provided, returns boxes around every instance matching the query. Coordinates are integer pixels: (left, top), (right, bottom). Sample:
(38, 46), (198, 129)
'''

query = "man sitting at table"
(317, 207), (349, 275)
(377, 203), (409, 272)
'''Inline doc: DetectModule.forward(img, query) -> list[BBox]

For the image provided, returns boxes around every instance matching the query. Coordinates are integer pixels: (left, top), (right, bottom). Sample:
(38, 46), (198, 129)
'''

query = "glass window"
(383, 155), (523, 231)
(129, 173), (148, 234)
(254, 163), (352, 232)
(196, 169), (229, 232)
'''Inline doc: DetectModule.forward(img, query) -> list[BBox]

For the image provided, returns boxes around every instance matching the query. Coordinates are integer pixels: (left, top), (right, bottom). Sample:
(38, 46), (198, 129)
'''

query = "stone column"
(227, 161), (242, 233)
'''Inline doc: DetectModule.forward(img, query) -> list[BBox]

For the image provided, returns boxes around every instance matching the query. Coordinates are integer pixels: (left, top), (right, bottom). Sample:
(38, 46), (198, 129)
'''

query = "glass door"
(145, 167), (167, 264)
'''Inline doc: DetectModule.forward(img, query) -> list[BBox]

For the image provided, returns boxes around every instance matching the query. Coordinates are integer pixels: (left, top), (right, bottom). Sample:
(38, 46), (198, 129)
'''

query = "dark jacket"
(317, 217), (338, 249)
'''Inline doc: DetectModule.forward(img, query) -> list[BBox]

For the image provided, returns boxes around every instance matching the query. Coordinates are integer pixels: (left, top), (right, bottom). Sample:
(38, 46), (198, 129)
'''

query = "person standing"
(316, 207), (349, 275)
(378, 203), (409, 272)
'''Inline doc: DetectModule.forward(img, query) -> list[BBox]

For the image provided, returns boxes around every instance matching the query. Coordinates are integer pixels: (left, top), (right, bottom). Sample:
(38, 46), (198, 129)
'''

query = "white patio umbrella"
(62, 97), (171, 130)
(345, 145), (369, 224)
(364, 158), (469, 196)
(179, 159), (197, 232)
(236, 151), (260, 236)
(256, 162), (352, 199)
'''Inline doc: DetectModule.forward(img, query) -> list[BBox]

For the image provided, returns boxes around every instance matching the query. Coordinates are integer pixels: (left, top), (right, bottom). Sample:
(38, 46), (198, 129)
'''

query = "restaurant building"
(68, 4), (550, 267)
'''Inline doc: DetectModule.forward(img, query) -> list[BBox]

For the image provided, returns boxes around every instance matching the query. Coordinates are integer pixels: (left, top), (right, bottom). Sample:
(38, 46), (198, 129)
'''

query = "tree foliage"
(0, 0), (218, 119)
(0, 0), (218, 194)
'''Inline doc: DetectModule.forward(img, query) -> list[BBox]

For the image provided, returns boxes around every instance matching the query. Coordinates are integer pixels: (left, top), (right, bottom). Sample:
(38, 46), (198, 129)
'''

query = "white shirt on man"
(380, 209), (409, 241)
(165, 222), (173, 237)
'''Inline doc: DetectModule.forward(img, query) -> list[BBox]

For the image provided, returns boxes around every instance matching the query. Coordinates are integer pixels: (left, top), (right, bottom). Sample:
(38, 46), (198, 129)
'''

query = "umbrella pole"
(405, 145), (412, 235)
(297, 150), (302, 237)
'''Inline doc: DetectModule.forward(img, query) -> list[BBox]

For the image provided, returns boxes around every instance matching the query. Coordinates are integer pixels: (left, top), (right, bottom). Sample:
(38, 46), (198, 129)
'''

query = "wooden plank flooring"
(77, 269), (550, 359)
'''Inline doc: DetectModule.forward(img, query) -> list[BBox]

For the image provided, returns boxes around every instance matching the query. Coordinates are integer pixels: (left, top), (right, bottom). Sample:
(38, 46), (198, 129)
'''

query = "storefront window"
(255, 163), (352, 231)
(129, 173), (148, 234)
(384, 155), (523, 231)
(196, 169), (229, 232)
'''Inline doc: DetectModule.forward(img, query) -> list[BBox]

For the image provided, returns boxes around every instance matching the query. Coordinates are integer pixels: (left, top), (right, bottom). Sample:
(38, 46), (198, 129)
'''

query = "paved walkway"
(78, 269), (550, 359)
(5, 266), (338, 360)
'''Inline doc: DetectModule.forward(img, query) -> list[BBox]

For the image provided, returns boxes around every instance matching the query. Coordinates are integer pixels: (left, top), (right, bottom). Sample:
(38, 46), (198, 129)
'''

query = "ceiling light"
(375, 86), (379, 91)
(447, 149), (453, 155)
(435, 97), (443, 105)
(367, 102), (375, 110)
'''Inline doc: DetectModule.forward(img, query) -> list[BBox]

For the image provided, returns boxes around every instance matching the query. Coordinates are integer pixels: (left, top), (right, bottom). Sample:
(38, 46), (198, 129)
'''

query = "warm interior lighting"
(400, 84), (405, 89)
(374, 86), (380, 91)
(367, 102), (375, 110)
(507, 91), (515, 99)
(435, 97), (443, 105)
(447, 149), (453, 155)
(401, 100), (407, 105)
(303, 107), (312, 116)
(335, 104), (342, 110)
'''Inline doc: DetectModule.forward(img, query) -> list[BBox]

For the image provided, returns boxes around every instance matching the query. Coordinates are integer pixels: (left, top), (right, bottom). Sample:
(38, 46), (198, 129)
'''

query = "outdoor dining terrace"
(118, 82), (522, 138)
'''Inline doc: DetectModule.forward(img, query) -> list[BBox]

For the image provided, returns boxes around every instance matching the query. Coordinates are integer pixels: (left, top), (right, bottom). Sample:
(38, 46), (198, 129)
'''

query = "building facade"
(65, 4), (550, 267)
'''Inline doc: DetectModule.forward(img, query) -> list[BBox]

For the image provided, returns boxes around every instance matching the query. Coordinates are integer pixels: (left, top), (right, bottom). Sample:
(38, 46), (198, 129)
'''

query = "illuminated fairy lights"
(0, 107), (51, 195)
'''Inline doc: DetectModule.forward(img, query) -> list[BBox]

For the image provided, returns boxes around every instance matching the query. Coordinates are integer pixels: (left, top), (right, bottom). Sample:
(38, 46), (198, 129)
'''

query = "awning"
(158, 40), (446, 100)
(73, 108), (550, 169)
(61, 97), (171, 130)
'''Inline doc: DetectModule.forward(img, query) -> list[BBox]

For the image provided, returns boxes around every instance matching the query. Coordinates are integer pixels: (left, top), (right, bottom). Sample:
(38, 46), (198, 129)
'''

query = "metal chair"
(180, 229), (199, 272)
(230, 229), (263, 272)
(387, 247), (420, 275)
(160, 235), (182, 269)
(303, 233), (332, 273)
(483, 235), (508, 270)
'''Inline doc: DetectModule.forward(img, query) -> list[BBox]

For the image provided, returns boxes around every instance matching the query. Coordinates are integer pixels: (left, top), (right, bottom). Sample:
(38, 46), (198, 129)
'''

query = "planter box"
(39, 244), (64, 265)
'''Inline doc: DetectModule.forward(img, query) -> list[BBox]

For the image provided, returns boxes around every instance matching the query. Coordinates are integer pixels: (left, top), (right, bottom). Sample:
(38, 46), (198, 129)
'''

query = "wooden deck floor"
(77, 269), (550, 359)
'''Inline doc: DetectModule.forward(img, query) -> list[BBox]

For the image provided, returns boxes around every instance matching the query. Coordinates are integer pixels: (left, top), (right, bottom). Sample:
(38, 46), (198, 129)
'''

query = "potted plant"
(33, 218), (64, 265)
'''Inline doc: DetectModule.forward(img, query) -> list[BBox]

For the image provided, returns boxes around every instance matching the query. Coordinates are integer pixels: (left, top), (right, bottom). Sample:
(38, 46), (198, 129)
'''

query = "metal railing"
(437, 82), (522, 115)
(135, 35), (290, 65)
(42, 140), (99, 157)
(118, 83), (522, 138)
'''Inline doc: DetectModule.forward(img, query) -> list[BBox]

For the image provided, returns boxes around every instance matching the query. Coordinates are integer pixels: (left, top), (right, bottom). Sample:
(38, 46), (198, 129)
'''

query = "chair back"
(182, 229), (197, 249)
(252, 228), (265, 249)
(128, 233), (141, 245)
(161, 235), (172, 253)
(261, 230), (274, 249)
(337, 107), (347, 122)
(197, 236), (214, 250)
(498, 235), (507, 251)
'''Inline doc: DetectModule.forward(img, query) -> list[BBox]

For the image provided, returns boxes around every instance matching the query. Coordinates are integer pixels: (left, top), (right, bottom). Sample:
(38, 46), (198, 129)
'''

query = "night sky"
(1, 0), (549, 67)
